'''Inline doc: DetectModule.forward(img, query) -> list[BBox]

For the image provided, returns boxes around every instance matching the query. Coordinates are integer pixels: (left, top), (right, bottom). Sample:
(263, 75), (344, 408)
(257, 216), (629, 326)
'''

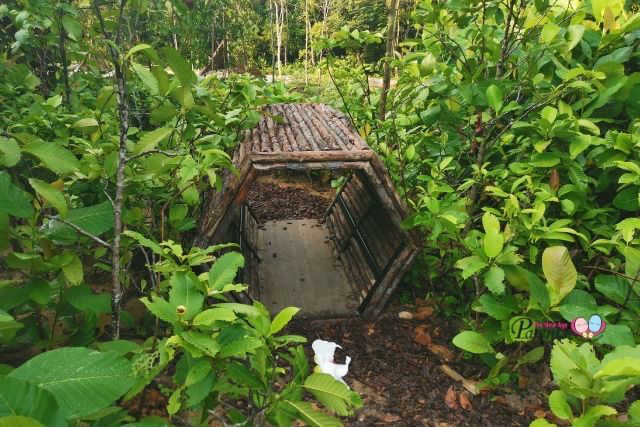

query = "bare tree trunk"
(210, 10), (216, 69)
(57, 3), (71, 107)
(283, 1), (288, 69)
(379, 0), (400, 121)
(170, 3), (178, 49)
(269, 0), (275, 81)
(317, 0), (330, 62)
(304, 0), (309, 85)
(92, 0), (129, 340)
(274, 0), (282, 76)
(222, 11), (228, 70)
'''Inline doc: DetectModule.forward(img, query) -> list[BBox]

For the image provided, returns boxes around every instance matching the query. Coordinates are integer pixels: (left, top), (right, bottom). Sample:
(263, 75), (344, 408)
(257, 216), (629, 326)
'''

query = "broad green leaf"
(72, 118), (98, 129)
(0, 310), (23, 343)
(218, 336), (262, 358)
(550, 339), (599, 386)
(214, 303), (262, 317)
(613, 187), (639, 211)
(455, 256), (488, 279)
(96, 340), (142, 356)
(192, 307), (237, 326)
(270, 307), (300, 336)
(548, 390), (573, 420)
(541, 22), (561, 43)
(169, 271), (204, 321)
(532, 153), (561, 168)
(592, 0), (624, 23)
(484, 266), (505, 295)
(595, 357), (640, 378)
(28, 178), (67, 217)
(61, 254), (83, 285)
(47, 201), (114, 242)
(0, 376), (65, 427)
(285, 400), (342, 427)
(594, 274), (630, 305)
(185, 359), (212, 387)
(597, 324), (635, 347)
(0, 415), (44, 427)
(180, 331), (221, 358)
(542, 246), (577, 306)
(0, 212), (7, 250)
(0, 171), (33, 218)
(474, 293), (513, 320)
(122, 230), (163, 255)
(161, 47), (196, 87)
(569, 135), (592, 159)
(482, 212), (500, 234)
(486, 84), (503, 113)
(9, 347), (134, 419)
(405, 144), (416, 161)
(133, 127), (172, 155)
(23, 141), (80, 176)
(515, 346), (544, 369)
(140, 296), (177, 325)
(208, 252), (245, 294)
(529, 419), (557, 427)
(557, 290), (597, 321)
(172, 86), (194, 110)
(132, 63), (159, 96)
(572, 405), (617, 427)
(96, 86), (115, 111)
(540, 106), (558, 124)
(625, 246), (640, 279)
(566, 25), (585, 51)
(61, 16), (82, 41)
(0, 137), (20, 167)
(616, 218), (640, 243)
(225, 362), (263, 389)
(303, 373), (361, 416)
(630, 400), (640, 421)
(452, 331), (494, 354)
(65, 285), (110, 315)
(125, 44), (153, 60)
(483, 230), (504, 258)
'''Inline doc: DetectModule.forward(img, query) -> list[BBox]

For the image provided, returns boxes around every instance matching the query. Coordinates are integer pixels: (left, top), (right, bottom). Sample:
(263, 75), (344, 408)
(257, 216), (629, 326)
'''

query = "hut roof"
(234, 104), (369, 163)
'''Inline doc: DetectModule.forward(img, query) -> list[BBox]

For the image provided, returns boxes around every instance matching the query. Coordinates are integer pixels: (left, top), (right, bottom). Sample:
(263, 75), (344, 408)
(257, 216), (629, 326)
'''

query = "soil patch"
(289, 308), (536, 427)
(247, 174), (335, 222)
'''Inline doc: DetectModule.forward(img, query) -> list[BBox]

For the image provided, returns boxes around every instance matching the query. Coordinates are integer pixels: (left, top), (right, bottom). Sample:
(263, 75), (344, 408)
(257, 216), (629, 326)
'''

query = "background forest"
(2, 0), (640, 426)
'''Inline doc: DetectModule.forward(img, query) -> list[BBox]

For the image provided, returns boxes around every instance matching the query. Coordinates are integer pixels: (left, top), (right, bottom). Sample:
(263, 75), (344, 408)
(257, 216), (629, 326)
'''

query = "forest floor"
(246, 176), (544, 426)
(290, 305), (540, 427)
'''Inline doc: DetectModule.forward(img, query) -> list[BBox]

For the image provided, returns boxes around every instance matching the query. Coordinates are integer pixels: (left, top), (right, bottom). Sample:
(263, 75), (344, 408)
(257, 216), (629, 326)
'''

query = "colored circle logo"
(571, 314), (606, 339)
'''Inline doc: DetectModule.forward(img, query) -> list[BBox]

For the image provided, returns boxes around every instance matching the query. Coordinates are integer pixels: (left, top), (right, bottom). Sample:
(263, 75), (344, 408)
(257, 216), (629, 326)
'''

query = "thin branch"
(583, 266), (640, 284)
(126, 149), (184, 163)
(326, 55), (357, 130)
(46, 216), (112, 249)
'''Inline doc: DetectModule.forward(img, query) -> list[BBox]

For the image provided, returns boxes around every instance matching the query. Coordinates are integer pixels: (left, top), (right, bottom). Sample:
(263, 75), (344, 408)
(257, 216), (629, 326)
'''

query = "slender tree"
(379, 0), (400, 121)
(92, 0), (129, 339)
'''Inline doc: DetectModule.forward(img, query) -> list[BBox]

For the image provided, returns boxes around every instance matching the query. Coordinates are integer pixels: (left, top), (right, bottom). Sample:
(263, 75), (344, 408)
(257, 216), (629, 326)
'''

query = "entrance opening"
(224, 168), (409, 318)
(238, 170), (359, 318)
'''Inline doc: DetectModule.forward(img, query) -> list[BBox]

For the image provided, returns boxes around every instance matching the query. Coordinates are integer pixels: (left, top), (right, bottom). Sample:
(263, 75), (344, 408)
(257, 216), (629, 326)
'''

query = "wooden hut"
(195, 103), (418, 318)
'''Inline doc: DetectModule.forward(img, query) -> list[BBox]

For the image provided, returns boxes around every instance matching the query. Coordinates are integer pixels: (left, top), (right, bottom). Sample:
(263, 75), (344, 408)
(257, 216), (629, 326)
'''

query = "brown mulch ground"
(289, 307), (539, 427)
(247, 175), (334, 222)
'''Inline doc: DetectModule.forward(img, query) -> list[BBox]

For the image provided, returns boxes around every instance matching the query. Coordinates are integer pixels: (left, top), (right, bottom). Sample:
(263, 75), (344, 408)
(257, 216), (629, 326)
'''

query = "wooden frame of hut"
(195, 103), (419, 318)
